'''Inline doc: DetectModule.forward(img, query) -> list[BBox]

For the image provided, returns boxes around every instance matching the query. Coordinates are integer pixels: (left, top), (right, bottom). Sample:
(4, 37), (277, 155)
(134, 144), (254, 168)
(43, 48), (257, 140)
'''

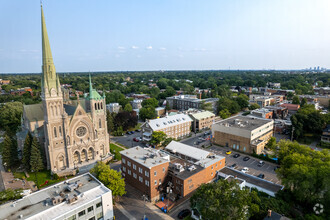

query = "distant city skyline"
(1, 0), (330, 73)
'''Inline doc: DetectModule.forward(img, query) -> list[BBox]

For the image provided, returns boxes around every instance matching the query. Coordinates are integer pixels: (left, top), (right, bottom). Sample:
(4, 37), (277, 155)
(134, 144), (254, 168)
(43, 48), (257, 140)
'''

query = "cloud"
(193, 48), (207, 52)
(146, 46), (153, 50)
(118, 46), (126, 50)
(131, 46), (139, 49)
(159, 47), (167, 51)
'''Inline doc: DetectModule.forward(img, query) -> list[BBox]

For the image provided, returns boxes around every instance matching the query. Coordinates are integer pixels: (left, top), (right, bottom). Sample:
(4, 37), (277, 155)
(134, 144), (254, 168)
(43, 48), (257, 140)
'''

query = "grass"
(110, 143), (125, 161)
(26, 170), (72, 189)
(13, 172), (26, 179)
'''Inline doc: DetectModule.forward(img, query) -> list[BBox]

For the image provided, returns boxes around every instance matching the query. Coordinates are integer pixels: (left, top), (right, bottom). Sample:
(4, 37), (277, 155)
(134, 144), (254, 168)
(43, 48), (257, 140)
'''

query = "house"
(131, 99), (143, 110)
(0, 173), (114, 220)
(155, 107), (166, 117)
(212, 116), (274, 154)
(141, 114), (192, 141)
(280, 103), (300, 112)
(106, 103), (121, 113)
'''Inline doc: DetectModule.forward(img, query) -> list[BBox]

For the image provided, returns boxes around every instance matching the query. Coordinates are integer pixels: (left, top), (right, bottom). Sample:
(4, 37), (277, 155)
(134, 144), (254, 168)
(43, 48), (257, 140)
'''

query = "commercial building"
(120, 141), (225, 201)
(188, 110), (215, 132)
(264, 106), (289, 119)
(212, 116), (274, 154)
(249, 95), (275, 107)
(166, 95), (218, 113)
(280, 103), (300, 112)
(106, 103), (121, 113)
(250, 108), (273, 119)
(141, 114), (192, 141)
(155, 107), (166, 117)
(0, 173), (114, 220)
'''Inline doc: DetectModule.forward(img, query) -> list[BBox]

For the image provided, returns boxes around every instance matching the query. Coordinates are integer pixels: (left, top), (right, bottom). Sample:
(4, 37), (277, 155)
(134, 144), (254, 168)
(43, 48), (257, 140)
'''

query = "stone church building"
(18, 5), (110, 175)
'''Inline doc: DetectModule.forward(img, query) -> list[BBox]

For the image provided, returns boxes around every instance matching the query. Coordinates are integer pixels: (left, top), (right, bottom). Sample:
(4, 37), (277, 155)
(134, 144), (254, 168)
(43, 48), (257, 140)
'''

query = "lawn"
(110, 143), (125, 161)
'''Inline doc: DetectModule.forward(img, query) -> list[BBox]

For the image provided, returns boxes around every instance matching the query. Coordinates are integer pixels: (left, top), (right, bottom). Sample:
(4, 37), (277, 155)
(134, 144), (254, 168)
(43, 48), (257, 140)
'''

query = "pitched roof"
(147, 113), (192, 131)
(23, 103), (44, 122)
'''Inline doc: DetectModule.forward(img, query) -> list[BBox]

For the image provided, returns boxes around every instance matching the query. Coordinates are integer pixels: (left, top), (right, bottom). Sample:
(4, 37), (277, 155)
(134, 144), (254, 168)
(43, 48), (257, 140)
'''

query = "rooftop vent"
(188, 165), (196, 171)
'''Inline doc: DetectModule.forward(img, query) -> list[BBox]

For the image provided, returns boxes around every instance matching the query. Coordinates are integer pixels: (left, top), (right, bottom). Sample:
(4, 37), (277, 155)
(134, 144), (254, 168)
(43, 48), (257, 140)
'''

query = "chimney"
(268, 210), (272, 217)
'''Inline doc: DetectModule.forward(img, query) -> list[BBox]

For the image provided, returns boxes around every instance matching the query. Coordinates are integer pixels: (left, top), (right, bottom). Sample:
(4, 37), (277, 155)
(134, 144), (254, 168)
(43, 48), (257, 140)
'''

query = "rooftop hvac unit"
(188, 165), (196, 171)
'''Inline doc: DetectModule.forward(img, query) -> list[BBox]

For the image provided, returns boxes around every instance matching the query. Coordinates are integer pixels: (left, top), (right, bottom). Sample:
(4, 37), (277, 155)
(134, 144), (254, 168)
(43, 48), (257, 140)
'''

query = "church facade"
(19, 6), (110, 175)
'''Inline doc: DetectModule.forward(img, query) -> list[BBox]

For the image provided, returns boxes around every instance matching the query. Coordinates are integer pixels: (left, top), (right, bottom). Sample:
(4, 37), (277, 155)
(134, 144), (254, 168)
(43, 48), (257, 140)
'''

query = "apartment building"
(250, 108), (273, 119)
(120, 141), (225, 201)
(131, 99), (143, 109)
(155, 107), (166, 117)
(166, 95), (218, 113)
(120, 147), (171, 201)
(249, 95), (276, 107)
(141, 114), (192, 141)
(189, 110), (215, 132)
(212, 116), (274, 154)
(106, 103), (121, 113)
(0, 173), (114, 220)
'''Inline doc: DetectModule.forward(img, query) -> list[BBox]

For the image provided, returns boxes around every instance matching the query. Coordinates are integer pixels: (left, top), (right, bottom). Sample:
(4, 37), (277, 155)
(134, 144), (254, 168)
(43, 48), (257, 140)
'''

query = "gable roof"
(147, 113), (192, 131)
(24, 103), (44, 122)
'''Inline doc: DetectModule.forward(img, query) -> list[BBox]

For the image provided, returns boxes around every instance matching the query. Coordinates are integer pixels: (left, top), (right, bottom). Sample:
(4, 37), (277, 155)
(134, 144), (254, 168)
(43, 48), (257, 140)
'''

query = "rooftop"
(165, 141), (211, 161)
(146, 113), (193, 130)
(219, 167), (283, 193)
(189, 111), (215, 120)
(215, 115), (273, 131)
(0, 173), (110, 220)
(120, 146), (170, 168)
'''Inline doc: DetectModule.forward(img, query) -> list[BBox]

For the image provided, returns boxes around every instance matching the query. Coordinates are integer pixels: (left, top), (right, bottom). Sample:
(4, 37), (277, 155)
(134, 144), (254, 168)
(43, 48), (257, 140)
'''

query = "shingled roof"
(23, 103), (44, 122)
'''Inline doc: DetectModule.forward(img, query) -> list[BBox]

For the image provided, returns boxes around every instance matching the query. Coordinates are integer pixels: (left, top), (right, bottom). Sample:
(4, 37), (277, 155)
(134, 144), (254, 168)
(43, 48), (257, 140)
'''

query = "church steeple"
(41, 4), (58, 96)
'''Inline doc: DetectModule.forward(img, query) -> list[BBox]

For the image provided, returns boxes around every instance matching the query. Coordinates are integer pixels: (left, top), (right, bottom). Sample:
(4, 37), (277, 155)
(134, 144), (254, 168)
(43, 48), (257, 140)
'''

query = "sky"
(1, 0), (330, 73)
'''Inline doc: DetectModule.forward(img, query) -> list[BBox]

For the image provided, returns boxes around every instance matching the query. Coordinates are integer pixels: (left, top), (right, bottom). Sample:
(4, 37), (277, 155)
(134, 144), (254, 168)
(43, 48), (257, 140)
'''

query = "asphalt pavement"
(111, 131), (145, 149)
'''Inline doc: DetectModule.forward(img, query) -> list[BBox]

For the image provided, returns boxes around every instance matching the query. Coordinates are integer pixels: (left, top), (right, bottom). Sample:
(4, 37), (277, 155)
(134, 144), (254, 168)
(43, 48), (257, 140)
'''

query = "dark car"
(126, 131), (131, 135)
(243, 156), (250, 161)
(135, 129), (141, 132)
(229, 163), (237, 169)
(233, 154), (240, 158)
(257, 173), (265, 179)
(178, 209), (191, 219)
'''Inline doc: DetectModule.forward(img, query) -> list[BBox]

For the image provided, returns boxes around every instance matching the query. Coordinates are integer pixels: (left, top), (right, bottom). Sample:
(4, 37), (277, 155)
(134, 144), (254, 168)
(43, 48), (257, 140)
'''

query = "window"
(54, 127), (57, 138)
(133, 164), (136, 170)
(145, 171), (149, 177)
(216, 164), (218, 168)
(211, 172), (213, 176)
(78, 210), (85, 217)
(211, 166), (213, 170)
(163, 167), (165, 173)
(145, 180), (149, 186)
(95, 103), (97, 110)
(139, 167), (143, 173)
(128, 169), (131, 175)
(96, 202), (102, 208)
(189, 184), (194, 189)
(127, 161), (131, 167)
(99, 119), (102, 128)
(139, 176), (143, 182)
(154, 171), (157, 176)
(67, 215), (76, 220)
(154, 180), (157, 185)
(122, 158), (126, 164)
(122, 167), (126, 172)
(88, 206), (94, 212)
(220, 161), (222, 165)
(96, 212), (103, 220)
(133, 173), (137, 178)
(159, 179), (162, 185)
(89, 217), (95, 220)
(59, 126), (62, 136)
(188, 179), (192, 184)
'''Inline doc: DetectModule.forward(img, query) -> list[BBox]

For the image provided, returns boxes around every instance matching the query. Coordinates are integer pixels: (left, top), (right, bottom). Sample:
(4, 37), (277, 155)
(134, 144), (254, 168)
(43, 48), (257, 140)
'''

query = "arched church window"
(59, 126), (62, 136)
(95, 129), (98, 139)
(67, 135), (70, 145)
(101, 102), (103, 109)
(54, 127), (57, 138)
(55, 106), (58, 116)
(98, 103), (100, 110)
(95, 103), (97, 110)
(51, 106), (54, 116)
(99, 119), (102, 128)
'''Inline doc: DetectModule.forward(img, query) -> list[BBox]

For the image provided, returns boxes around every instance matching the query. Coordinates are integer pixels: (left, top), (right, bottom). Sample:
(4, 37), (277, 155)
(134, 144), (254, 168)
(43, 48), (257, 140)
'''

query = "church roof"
(24, 103), (44, 122)
(64, 99), (89, 115)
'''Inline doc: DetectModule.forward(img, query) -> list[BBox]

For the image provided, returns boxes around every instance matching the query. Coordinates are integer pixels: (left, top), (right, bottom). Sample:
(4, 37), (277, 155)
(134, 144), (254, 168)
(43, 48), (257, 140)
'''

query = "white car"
(241, 167), (249, 173)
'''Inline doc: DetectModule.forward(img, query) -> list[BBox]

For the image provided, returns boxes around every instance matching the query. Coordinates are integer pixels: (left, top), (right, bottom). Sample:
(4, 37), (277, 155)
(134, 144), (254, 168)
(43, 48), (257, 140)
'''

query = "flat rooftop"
(0, 173), (110, 220)
(120, 146), (170, 168)
(215, 115), (272, 131)
(219, 167), (283, 193)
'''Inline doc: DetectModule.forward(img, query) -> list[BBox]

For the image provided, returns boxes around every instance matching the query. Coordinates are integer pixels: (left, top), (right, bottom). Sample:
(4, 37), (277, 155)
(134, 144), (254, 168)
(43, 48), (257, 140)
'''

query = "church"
(18, 5), (111, 175)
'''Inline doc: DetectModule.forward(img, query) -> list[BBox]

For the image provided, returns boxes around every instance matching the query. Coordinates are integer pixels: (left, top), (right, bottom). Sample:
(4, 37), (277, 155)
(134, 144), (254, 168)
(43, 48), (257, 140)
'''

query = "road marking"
(116, 203), (137, 220)
(267, 165), (272, 170)
(270, 178), (273, 182)
(250, 160), (256, 165)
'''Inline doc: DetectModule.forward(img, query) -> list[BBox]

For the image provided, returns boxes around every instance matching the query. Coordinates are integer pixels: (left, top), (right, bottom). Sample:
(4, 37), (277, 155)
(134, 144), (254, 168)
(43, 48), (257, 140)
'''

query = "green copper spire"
(89, 73), (93, 96)
(41, 4), (57, 93)
(88, 74), (102, 100)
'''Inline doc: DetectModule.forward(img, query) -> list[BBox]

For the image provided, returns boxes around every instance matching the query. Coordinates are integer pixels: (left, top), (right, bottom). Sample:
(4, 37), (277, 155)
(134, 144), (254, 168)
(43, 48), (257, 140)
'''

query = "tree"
(124, 103), (133, 112)
(219, 109), (231, 119)
(90, 161), (126, 198)
(142, 98), (158, 108)
(113, 111), (137, 131)
(300, 97), (307, 107)
(2, 134), (13, 169)
(139, 106), (157, 121)
(190, 179), (259, 220)
(218, 97), (240, 114)
(235, 94), (249, 109)
(292, 95), (300, 104)
(265, 136), (276, 151)
(106, 110), (115, 134)
(22, 132), (33, 171)
(150, 131), (167, 146)
(0, 102), (23, 134)
(201, 101), (213, 112)
(276, 140), (330, 211)
(249, 103), (260, 110)
(30, 137), (44, 189)
(165, 102), (171, 111)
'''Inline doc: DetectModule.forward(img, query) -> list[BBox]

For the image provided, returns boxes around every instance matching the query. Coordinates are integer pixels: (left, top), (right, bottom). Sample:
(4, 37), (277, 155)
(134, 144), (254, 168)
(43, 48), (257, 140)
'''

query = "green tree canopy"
(249, 103), (260, 110)
(139, 106), (157, 121)
(292, 95), (300, 104)
(30, 137), (44, 173)
(142, 98), (158, 108)
(124, 103), (133, 112)
(0, 102), (23, 134)
(150, 131), (167, 146)
(90, 161), (126, 198)
(22, 132), (33, 171)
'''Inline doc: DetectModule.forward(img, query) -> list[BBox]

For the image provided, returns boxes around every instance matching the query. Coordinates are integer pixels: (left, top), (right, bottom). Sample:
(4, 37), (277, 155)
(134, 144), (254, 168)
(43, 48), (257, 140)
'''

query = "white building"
(106, 103), (121, 113)
(0, 173), (114, 220)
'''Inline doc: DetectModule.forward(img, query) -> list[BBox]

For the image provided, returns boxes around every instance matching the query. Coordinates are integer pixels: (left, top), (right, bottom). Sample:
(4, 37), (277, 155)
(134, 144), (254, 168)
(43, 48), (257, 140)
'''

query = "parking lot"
(208, 146), (280, 184)
(111, 131), (145, 148)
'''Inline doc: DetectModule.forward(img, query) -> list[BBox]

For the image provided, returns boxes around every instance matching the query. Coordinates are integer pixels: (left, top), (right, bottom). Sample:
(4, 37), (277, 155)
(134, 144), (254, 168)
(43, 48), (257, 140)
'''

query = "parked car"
(133, 138), (138, 142)
(226, 151), (232, 155)
(126, 131), (131, 135)
(274, 166), (280, 171)
(130, 131), (135, 134)
(243, 156), (250, 161)
(233, 154), (240, 158)
(257, 161), (265, 167)
(229, 163), (237, 169)
(257, 173), (265, 179)
(241, 167), (249, 173)
(178, 209), (191, 219)
(137, 137), (142, 142)
(135, 129), (141, 132)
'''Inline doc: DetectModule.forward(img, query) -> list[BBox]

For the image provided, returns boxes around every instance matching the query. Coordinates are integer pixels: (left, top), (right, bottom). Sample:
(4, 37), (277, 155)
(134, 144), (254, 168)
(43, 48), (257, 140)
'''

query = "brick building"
(189, 110), (215, 132)
(250, 108), (273, 119)
(212, 116), (274, 154)
(166, 95), (218, 113)
(141, 114), (192, 141)
(120, 141), (225, 201)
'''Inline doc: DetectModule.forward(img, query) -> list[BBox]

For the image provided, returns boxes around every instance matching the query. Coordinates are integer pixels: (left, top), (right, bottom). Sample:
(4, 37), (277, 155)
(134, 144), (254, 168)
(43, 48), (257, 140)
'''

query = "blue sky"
(1, 0), (330, 73)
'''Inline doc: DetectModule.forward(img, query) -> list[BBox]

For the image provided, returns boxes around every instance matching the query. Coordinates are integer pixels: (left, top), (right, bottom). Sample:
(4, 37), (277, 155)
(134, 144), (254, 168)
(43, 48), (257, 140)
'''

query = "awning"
(143, 132), (152, 137)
